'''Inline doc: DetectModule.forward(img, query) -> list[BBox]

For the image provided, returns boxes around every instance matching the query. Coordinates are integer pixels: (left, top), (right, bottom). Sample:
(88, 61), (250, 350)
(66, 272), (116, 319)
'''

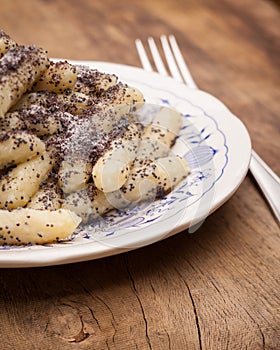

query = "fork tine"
(147, 37), (168, 76)
(168, 35), (197, 88)
(136, 36), (197, 89)
(160, 35), (183, 83)
(135, 39), (153, 72)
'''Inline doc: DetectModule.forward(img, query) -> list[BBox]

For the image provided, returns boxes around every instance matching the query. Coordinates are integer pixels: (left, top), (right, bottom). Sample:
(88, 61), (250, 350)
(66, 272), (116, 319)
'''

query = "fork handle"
(250, 150), (280, 224)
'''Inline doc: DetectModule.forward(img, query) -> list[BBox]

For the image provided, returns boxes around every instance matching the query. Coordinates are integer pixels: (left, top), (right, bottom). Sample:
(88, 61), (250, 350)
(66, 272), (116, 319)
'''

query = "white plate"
(0, 61), (251, 268)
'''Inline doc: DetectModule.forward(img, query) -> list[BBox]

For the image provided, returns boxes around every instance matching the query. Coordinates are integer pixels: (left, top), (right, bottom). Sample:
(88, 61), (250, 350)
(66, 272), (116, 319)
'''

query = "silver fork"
(135, 35), (280, 224)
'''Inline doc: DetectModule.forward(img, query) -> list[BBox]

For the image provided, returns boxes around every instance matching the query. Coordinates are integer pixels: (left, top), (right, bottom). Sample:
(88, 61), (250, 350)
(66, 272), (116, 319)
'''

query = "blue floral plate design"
(0, 62), (251, 267)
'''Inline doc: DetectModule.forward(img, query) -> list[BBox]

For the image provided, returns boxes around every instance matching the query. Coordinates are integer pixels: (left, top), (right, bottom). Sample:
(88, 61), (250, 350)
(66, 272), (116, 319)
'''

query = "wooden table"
(0, 0), (279, 349)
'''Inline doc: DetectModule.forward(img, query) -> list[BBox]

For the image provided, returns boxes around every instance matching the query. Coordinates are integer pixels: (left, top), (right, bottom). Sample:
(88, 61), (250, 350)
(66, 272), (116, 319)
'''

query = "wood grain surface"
(0, 0), (279, 349)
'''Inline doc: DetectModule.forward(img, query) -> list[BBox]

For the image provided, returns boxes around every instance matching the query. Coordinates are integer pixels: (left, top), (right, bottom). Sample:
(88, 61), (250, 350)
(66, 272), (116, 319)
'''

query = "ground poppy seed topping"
(0, 30), (190, 245)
